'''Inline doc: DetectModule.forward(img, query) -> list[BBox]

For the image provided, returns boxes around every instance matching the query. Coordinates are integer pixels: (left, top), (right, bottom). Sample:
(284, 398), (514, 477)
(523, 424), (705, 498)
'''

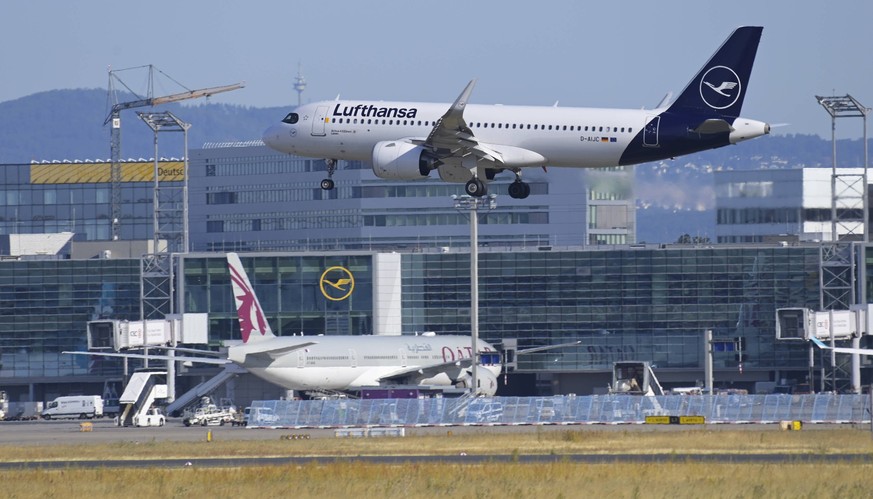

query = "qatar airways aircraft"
(67, 253), (503, 396)
(262, 26), (768, 199)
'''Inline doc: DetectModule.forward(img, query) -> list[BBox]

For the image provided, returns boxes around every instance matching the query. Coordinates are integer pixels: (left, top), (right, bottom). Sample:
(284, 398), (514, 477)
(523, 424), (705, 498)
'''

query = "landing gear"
(321, 158), (338, 190)
(465, 178), (487, 197)
(508, 180), (530, 199)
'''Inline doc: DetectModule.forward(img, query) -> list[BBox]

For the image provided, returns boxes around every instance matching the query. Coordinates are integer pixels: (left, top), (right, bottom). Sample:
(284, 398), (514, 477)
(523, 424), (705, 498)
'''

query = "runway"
(1, 418), (869, 470)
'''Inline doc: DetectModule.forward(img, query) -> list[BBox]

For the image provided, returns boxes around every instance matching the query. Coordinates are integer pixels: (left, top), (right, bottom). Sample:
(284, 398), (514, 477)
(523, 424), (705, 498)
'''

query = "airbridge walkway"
(248, 394), (872, 428)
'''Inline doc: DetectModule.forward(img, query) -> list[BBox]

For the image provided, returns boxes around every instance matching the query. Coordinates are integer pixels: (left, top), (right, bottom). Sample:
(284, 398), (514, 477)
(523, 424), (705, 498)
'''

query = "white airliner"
(67, 253), (503, 396)
(222, 252), (502, 395)
(263, 26), (769, 199)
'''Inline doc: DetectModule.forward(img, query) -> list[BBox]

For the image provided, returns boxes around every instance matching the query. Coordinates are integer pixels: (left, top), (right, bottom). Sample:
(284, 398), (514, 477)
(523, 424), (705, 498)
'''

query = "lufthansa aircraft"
(262, 26), (768, 199)
(67, 253), (503, 396)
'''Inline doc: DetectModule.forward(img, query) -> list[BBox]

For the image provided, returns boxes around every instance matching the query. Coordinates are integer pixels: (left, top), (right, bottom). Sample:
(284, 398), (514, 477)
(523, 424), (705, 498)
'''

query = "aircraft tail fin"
(668, 26), (762, 118)
(227, 252), (276, 344)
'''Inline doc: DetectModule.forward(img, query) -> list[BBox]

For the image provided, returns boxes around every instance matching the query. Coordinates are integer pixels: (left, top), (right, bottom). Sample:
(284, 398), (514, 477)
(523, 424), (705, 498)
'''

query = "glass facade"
(189, 143), (631, 253)
(0, 258), (140, 379)
(402, 246), (821, 373)
(180, 253), (375, 342)
(0, 162), (181, 242)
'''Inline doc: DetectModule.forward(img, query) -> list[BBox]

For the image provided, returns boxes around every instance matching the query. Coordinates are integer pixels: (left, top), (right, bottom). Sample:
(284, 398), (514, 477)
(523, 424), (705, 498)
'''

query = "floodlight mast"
(104, 65), (244, 241)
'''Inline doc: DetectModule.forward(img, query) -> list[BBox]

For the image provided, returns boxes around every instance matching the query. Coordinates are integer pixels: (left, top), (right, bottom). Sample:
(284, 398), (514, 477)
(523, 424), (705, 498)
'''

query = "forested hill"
(0, 89), (283, 163)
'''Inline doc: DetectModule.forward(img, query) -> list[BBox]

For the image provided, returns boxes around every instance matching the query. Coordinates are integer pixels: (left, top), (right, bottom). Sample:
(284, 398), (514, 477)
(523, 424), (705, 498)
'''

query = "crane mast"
(104, 65), (244, 240)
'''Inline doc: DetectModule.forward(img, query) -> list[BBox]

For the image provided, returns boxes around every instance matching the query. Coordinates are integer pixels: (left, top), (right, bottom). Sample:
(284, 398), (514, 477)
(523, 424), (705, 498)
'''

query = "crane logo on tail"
(699, 65), (742, 110)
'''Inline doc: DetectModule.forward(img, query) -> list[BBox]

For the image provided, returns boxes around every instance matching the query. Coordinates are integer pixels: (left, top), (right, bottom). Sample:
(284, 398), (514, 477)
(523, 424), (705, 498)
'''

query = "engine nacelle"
(371, 141), (438, 180)
(456, 367), (499, 397)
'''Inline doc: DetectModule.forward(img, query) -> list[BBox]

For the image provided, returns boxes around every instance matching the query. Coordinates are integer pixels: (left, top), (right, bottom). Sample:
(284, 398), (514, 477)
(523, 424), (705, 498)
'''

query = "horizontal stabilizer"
(64, 350), (231, 365)
(241, 341), (317, 362)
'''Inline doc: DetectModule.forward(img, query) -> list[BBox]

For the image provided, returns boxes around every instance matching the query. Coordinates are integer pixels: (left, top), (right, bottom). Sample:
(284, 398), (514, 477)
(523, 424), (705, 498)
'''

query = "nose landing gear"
(321, 159), (338, 190)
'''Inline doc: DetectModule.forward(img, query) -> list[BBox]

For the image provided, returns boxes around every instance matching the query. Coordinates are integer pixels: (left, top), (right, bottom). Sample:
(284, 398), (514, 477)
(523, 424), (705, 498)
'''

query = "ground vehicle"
(183, 403), (235, 426)
(41, 395), (103, 419)
(132, 407), (166, 427)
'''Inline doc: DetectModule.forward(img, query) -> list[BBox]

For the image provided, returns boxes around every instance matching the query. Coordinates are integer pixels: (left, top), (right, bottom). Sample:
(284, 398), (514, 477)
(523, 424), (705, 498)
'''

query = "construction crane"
(103, 65), (244, 240)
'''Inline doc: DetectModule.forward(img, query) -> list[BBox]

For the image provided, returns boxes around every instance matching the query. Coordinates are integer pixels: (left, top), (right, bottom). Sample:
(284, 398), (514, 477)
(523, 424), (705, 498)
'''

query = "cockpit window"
(282, 113), (299, 124)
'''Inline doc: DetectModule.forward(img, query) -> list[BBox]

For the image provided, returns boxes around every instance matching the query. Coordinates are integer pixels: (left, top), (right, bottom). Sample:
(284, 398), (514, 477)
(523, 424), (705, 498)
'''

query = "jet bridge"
(118, 371), (168, 427)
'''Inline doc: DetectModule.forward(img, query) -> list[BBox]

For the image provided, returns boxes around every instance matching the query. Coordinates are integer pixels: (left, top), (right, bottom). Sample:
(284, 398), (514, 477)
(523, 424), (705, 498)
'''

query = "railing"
(248, 394), (871, 428)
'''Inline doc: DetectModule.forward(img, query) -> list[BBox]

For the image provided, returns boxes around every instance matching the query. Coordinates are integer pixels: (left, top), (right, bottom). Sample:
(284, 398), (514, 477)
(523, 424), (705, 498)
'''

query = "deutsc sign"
(157, 166), (185, 180)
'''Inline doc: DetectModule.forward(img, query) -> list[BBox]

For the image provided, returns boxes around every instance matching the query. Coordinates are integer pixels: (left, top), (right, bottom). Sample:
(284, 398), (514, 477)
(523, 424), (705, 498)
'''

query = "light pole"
(453, 193), (497, 395)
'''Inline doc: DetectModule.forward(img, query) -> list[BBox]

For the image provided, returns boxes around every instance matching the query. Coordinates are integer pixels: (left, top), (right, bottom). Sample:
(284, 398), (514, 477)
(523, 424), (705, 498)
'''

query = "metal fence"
(248, 394), (872, 428)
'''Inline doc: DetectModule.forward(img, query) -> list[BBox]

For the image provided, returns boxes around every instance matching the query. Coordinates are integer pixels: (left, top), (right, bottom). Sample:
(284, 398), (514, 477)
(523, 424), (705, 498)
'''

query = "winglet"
(227, 252), (276, 344)
(451, 79), (477, 115)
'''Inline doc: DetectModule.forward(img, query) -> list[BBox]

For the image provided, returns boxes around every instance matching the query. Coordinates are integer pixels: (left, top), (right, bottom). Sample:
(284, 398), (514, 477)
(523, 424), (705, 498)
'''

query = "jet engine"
(457, 367), (499, 397)
(371, 141), (439, 180)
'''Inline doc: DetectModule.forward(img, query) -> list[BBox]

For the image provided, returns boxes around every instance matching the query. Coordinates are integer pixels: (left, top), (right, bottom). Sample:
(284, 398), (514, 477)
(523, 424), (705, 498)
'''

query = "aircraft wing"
(810, 337), (873, 356)
(408, 80), (502, 164)
(63, 350), (231, 365)
(376, 358), (472, 385)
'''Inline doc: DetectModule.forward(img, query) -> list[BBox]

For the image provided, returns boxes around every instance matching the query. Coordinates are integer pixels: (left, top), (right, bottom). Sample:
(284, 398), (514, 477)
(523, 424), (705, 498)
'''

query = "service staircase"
(165, 363), (248, 416)
(118, 371), (168, 426)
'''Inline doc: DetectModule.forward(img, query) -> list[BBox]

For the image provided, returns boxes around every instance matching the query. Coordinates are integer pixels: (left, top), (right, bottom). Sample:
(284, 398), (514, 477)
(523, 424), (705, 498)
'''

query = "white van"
(42, 395), (104, 420)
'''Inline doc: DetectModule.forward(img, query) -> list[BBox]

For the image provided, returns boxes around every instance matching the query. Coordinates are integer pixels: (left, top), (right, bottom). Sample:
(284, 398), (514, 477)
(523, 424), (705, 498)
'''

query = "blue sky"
(3, 0), (871, 138)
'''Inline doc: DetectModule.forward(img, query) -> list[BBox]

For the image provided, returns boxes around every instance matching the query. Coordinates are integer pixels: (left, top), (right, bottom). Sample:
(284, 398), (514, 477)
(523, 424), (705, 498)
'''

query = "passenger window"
(599, 126), (603, 132)
(281, 113), (299, 124)
(563, 125), (567, 131)
(629, 128), (633, 133)
(548, 125), (552, 130)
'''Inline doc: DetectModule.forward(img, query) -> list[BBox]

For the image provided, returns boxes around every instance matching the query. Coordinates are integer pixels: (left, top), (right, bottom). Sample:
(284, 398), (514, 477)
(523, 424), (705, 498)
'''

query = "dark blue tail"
(668, 26), (762, 118)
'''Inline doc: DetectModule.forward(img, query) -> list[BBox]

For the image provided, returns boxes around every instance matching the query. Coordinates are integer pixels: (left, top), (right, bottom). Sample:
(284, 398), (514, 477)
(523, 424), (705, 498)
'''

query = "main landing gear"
(321, 158), (338, 190)
(464, 177), (487, 197)
(508, 180), (531, 199)
(465, 176), (531, 199)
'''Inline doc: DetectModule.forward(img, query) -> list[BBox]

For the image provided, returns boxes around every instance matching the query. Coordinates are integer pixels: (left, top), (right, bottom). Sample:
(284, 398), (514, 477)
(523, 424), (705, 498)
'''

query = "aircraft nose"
(262, 124), (288, 152)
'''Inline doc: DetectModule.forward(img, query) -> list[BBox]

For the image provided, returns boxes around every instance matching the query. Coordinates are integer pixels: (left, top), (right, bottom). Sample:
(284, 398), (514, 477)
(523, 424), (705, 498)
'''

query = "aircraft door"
(400, 349), (407, 368)
(643, 115), (660, 147)
(297, 350), (306, 368)
(349, 349), (357, 368)
(311, 106), (329, 136)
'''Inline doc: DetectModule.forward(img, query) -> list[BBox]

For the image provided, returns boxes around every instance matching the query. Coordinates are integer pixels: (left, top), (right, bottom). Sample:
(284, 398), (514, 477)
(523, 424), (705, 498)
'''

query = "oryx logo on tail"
(227, 253), (274, 343)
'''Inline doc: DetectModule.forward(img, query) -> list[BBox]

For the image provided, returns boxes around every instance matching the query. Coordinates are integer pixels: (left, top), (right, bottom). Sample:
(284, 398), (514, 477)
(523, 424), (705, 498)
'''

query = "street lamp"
(452, 193), (497, 395)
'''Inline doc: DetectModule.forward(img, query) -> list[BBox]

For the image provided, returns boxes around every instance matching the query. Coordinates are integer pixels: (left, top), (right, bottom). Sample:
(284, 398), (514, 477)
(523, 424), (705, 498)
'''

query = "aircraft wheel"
(508, 181), (530, 199)
(465, 178), (487, 197)
(320, 178), (335, 190)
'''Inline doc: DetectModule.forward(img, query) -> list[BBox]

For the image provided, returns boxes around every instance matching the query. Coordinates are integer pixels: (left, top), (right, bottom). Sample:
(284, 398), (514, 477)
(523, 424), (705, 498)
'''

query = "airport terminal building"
(0, 146), (870, 403)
